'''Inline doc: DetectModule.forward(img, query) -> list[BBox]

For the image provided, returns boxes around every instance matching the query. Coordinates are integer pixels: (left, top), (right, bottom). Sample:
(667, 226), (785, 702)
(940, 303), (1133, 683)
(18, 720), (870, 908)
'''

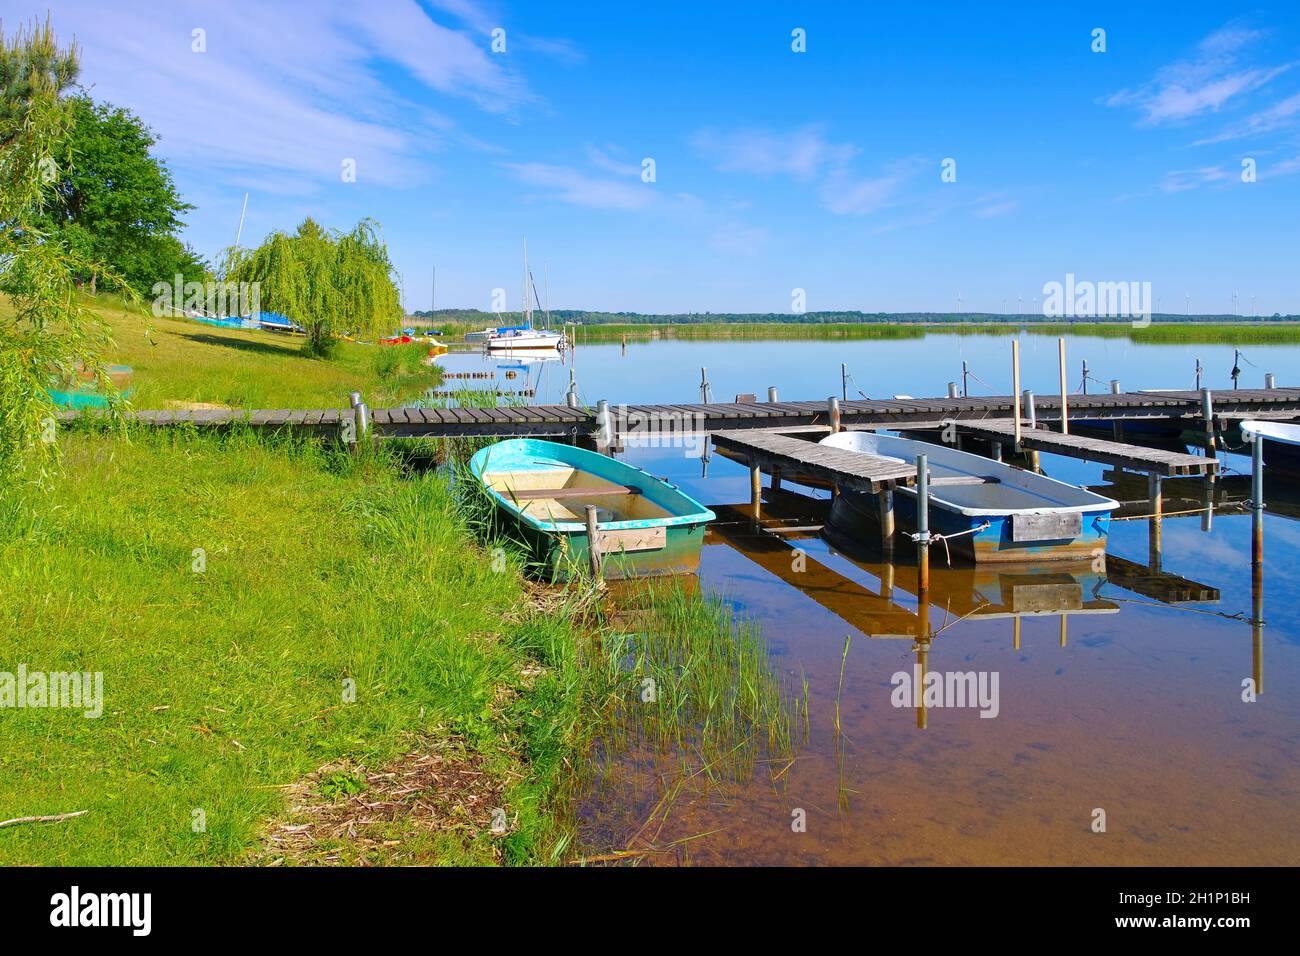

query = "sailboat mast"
(522, 237), (531, 329)
(544, 262), (550, 330)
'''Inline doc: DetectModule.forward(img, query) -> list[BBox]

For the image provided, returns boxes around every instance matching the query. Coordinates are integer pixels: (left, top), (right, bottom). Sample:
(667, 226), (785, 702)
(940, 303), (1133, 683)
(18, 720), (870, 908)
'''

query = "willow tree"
(228, 217), (401, 356)
(1, 17), (124, 484)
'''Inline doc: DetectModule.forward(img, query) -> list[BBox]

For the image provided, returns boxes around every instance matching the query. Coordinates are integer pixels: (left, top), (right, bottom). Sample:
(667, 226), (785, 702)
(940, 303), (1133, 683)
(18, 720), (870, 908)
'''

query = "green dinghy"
(469, 439), (715, 581)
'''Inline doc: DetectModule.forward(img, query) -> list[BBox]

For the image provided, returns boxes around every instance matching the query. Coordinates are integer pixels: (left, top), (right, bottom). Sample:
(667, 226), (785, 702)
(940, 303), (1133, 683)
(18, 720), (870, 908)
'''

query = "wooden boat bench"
(509, 484), (643, 501)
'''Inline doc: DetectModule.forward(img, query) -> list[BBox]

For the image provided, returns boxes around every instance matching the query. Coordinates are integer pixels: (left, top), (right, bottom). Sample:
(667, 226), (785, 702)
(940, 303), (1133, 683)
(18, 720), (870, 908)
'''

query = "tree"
(228, 218), (401, 356)
(43, 96), (204, 294)
(0, 17), (125, 483)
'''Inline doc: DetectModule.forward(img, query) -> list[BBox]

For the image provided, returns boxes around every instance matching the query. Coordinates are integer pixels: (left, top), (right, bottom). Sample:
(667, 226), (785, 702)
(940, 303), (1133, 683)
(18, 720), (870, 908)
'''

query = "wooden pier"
(69, 386), (1300, 442)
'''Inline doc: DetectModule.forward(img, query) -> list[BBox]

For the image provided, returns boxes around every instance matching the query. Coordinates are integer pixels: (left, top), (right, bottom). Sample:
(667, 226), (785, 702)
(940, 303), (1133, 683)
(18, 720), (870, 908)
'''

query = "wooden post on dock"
(1200, 388), (1216, 459)
(584, 506), (602, 579)
(1011, 341), (1022, 447)
(827, 396), (842, 433)
(767, 386), (779, 403)
(1252, 433), (1265, 568)
(916, 454), (930, 594)
(1058, 337), (1069, 435)
(877, 490), (895, 555)
(1148, 472), (1163, 571)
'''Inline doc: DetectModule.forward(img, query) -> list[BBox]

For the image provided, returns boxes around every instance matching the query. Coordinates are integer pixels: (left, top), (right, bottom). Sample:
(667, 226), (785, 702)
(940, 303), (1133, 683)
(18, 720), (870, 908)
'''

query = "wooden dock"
(709, 430), (916, 494)
(66, 386), (1300, 440)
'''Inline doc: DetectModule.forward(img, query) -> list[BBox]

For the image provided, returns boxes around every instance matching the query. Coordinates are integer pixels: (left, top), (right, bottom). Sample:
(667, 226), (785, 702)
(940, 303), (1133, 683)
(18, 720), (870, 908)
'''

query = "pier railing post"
(916, 454), (930, 594)
(827, 396), (842, 433)
(1252, 434), (1265, 568)
(584, 506), (603, 579)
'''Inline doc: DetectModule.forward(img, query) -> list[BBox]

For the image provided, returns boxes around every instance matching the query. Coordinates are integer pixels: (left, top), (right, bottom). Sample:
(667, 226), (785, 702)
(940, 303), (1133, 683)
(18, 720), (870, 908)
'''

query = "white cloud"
(48, 0), (529, 189)
(691, 125), (857, 182)
(503, 162), (656, 211)
(1160, 165), (1232, 192)
(1106, 25), (1291, 125)
(1195, 91), (1300, 143)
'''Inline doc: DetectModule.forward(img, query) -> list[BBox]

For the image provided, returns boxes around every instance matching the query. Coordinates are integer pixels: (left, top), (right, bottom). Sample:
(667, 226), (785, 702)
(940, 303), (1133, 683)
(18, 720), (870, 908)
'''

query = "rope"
(907, 521), (992, 566)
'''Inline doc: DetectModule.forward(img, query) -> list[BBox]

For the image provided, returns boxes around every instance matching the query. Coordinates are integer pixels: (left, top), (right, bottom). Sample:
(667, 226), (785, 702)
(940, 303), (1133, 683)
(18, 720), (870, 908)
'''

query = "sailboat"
(485, 241), (565, 351)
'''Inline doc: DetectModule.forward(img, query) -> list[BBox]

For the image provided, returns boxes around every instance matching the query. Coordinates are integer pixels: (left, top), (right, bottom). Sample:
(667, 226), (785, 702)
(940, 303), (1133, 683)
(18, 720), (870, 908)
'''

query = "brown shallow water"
(575, 442), (1300, 866)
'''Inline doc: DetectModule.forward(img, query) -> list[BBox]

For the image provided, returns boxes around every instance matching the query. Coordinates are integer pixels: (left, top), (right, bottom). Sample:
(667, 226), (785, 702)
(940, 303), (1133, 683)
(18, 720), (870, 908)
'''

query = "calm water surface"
(449, 333), (1300, 865)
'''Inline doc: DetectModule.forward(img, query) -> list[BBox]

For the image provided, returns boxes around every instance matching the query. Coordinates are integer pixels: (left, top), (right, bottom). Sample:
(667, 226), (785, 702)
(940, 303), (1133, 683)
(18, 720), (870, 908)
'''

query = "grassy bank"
(0, 428), (588, 865)
(5, 294), (444, 409)
(569, 320), (1300, 346)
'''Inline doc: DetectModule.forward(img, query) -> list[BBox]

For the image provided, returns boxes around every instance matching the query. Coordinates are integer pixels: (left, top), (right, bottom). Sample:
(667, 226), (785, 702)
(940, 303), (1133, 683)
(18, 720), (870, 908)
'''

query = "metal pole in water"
(1012, 341), (1021, 447)
(700, 367), (712, 404)
(1201, 388), (1216, 458)
(962, 360), (969, 398)
(841, 363), (848, 401)
(916, 454), (930, 594)
(1195, 358), (1203, 390)
(1081, 359), (1089, 395)
(767, 386), (779, 403)
(584, 506), (602, 579)
(1058, 337), (1069, 435)
(1252, 434), (1265, 568)
(827, 396), (842, 433)
(1252, 558), (1264, 696)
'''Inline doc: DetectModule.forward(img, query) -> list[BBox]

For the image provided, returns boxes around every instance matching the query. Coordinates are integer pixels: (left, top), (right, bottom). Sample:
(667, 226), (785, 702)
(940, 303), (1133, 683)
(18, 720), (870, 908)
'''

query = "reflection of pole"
(877, 490), (895, 555)
(1012, 342), (1022, 447)
(916, 454), (930, 594)
(1059, 613), (1068, 648)
(1058, 337), (1069, 435)
(1147, 473), (1163, 572)
(749, 457), (762, 526)
(1252, 435), (1265, 568)
(1013, 616), (1021, 650)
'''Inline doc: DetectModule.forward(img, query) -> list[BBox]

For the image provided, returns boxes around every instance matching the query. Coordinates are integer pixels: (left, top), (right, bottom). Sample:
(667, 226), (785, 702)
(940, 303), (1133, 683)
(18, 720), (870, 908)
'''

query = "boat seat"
(509, 484), (643, 501)
(929, 475), (1002, 486)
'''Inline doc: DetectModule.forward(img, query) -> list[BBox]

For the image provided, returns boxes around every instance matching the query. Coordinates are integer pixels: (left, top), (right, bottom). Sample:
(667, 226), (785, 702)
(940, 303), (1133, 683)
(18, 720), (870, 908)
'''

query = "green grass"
(0, 427), (588, 865)
(8, 293), (445, 409)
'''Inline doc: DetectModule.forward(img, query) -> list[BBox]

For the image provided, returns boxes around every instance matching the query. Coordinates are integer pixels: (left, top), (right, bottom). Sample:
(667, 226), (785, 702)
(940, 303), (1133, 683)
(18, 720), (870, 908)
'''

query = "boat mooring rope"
(908, 520), (992, 566)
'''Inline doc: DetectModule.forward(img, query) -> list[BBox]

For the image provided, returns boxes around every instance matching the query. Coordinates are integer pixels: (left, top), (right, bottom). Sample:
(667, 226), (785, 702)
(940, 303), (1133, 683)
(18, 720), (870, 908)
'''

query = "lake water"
(448, 332), (1300, 865)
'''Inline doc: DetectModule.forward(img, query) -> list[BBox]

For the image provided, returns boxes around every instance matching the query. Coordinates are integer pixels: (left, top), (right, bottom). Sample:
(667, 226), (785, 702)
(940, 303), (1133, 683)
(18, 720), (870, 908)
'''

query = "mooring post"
(767, 386), (779, 403)
(962, 360), (969, 398)
(1252, 560), (1264, 696)
(1232, 349), (1242, 390)
(877, 490), (895, 555)
(1058, 337), (1069, 435)
(947, 381), (958, 399)
(1195, 358), (1203, 390)
(1252, 433), (1265, 568)
(841, 363), (848, 402)
(1011, 341), (1022, 448)
(1200, 388), (1216, 459)
(565, 370), (579, 407)
(595, 399), (612, 452)
(1081, 359), (1089, 395)
(700, 367), (711, 404)
(1265, 372), (1276, 389)
(1023, 389), (1037, 430)
(827, 396), (842, 433)
(916, 454), (930, 594)
(584, 506), (602, 579)
(1148, 472), (1163, 572)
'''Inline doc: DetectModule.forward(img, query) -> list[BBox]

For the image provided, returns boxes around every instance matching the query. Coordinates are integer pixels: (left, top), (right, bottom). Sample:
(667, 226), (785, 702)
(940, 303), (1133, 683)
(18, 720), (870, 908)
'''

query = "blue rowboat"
(468, 439), (715, 581)
(819, 431), (1117, 563)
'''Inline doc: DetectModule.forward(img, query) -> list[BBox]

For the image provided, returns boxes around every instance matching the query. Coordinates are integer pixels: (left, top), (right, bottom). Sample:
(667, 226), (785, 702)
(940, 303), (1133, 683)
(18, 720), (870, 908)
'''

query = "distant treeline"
(409, 308), (1300, 325)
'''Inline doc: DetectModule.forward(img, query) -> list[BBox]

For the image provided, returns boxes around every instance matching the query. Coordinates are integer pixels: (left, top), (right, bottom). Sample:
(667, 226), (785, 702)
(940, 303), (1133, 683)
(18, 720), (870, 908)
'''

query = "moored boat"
(469, 439), (715, 581)
(819, 431), (1117, 562)
(1240, 419), (1300, 474)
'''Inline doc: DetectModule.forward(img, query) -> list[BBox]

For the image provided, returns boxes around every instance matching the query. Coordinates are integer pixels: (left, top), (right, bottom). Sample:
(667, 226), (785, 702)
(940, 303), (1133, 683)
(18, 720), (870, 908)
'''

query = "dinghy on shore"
(469, 439), (715, 581)
(819, 431), (1117, 563)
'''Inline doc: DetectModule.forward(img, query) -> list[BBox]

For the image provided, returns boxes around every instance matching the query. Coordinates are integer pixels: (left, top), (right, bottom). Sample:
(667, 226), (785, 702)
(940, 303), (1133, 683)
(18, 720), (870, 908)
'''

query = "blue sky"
(33, 0), (1300, 314)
